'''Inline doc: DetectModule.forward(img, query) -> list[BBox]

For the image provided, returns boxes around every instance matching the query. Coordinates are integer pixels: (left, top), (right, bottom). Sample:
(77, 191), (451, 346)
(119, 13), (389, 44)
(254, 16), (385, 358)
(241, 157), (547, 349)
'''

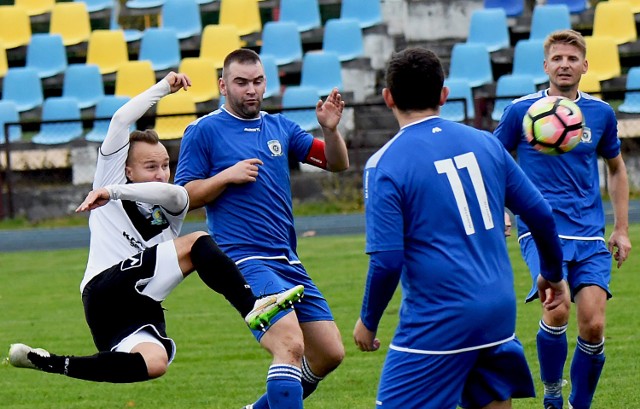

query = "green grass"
(1, 229), (640, 408)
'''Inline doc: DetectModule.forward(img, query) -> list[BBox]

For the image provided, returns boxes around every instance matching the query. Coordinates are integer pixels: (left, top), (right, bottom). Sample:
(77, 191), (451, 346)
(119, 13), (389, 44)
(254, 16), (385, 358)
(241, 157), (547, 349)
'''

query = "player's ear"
(382, 88), (394, 109)
(219, 77), (227, 96)
(440, 86), (449, 106)
(582, 59), (589, 75)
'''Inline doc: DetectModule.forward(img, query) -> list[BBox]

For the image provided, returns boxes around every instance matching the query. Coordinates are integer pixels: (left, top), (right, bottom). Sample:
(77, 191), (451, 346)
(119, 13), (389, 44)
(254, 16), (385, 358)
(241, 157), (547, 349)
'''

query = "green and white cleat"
(245, 285), (304, 331)
(8, 343), (49, 370)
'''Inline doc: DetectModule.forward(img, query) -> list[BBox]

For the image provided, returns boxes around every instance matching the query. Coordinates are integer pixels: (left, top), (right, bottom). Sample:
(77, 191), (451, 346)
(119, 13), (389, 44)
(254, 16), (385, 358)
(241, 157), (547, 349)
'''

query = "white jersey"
(80, 81), (188, 292)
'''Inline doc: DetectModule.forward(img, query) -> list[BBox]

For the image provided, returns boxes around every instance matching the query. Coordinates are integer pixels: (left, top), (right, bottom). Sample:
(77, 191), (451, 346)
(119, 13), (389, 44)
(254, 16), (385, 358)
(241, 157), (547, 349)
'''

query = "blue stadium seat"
(340, 0), (382, 28)
(32, 97), (84, 145)
(110, 0), (143, 42)
(491, 74), (537, 121)
(261, 54), (281, 99)
(467, 8), (510, 52)
(618, 67), (640, 113)
(260, 21), (303, 66)
(1, 67), (44, 112)
(279, 0), (321, 32)
(26, 33), (68, 79)
(0, 100), (22, 144)
(511, 39), (548, 85)
(161, 0), (202, 40)
(483, 0), (525, 17)
(448, 42), (493, 88)
(78, 0), (114, 13)
(139, 28), (181, 71)
(62, 64), (105, 110)
(86, 95), (132, 143)
(300, 51), (343, 97)
(323, 19), (365, 62)
(546, 0), (588, 14)
(441, 78), (475, 122)
(282, 86), (321, 131)
(529, 4), (571, 40)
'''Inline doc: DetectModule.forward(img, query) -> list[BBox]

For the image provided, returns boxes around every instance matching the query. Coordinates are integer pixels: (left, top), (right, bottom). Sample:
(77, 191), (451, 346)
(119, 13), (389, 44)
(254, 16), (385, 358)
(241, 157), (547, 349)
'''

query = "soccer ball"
(522, 96), (584, 155)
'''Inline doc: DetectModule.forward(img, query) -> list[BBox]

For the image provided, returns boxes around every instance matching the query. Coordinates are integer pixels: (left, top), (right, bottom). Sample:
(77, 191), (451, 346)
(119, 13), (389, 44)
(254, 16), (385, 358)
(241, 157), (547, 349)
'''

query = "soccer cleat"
(8, 343), (50, 370)
(241, 406), (254, 409)
(245, 285), (304, 331)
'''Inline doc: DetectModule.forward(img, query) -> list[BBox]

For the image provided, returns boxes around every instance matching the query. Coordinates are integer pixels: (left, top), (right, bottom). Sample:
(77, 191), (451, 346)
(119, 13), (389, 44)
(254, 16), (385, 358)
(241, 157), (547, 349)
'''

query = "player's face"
(126, 142), (171, 183)
(544, 43), (587, 95)
(220, 61), (266, 119)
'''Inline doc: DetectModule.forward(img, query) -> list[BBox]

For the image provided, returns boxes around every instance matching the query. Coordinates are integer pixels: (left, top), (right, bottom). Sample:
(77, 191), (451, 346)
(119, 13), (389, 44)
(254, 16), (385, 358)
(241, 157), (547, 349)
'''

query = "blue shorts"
(520, 236), (612, 302)
(237, 258), (334, 341)
(376, 337), (535, 409)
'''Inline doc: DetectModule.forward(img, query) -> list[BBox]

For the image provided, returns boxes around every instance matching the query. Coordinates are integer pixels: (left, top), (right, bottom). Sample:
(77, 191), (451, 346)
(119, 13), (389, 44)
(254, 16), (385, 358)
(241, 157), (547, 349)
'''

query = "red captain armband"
(305, 138), (327, 169)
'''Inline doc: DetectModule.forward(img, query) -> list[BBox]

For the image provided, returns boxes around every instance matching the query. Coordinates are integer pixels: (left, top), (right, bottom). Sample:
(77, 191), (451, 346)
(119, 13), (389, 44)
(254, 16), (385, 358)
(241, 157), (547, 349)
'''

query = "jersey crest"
(267, 140), (283, 156)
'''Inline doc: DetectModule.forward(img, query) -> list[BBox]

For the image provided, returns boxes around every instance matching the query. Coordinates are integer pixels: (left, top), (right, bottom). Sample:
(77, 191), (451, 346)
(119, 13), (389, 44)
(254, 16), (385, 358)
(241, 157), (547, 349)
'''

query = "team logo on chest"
(581, 126), (592, 144)
(267, 140), (283, 156)
(151, 206), (168, 226)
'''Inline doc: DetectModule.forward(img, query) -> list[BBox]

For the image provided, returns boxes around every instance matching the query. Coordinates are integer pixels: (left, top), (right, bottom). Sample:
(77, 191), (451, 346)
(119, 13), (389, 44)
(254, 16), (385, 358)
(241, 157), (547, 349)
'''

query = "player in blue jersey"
(174, 48), (349, 409)
(494, 30), (631, 409)
(352, 47), (568, 409)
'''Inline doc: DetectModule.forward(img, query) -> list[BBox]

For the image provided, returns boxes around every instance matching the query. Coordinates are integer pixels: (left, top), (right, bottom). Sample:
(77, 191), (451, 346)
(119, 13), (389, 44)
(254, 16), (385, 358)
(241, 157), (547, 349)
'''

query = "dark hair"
(223, 48), (262, 73)
(385, 47), (444, 111)
(127, 129), (160, 162)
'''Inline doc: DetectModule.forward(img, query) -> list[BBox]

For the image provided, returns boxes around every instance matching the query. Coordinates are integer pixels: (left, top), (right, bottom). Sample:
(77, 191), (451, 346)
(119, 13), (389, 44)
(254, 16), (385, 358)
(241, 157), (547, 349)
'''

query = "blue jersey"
(364, 116), (552, 352)
(174, 107), (314, 262)
(494, 90), (620, 239)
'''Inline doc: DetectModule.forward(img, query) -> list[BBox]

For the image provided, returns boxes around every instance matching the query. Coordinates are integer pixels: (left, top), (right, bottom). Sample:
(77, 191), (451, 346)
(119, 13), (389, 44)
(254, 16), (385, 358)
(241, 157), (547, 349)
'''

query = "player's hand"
(316, 88), (345, 131)
(353, 318), (381, 352)
(537, 275), (569, 311)
(76, 188), (111, 212)
(222, 158), (264, 184)
(608, 230), (631, 268)
(164, 71), (191, 93)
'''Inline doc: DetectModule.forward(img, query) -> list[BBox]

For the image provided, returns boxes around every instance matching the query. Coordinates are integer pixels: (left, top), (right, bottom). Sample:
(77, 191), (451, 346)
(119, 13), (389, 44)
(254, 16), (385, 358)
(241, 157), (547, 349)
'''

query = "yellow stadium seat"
(610, 0), (640, 15)
(50, 2), (92, 46)
(115, 60), (156, 98)
(86, 30), (129, 74)
(178, 57), (220, 103)
(0, 41), (7, 78)
(199, 24), (242, 69)
(592, 1), (637, 45)
(584, 36), (621, 82)
(219, 0), (261, 37)
(155, 91), (197, 140)
(15, 0), (55, 16)
(579, 71), (601, 99)
(0, 6), (31, 49)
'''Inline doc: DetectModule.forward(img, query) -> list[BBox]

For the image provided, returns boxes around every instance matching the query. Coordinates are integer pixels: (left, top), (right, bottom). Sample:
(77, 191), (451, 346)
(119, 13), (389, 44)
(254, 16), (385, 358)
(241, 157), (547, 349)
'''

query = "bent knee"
(145, 357), (169, 379)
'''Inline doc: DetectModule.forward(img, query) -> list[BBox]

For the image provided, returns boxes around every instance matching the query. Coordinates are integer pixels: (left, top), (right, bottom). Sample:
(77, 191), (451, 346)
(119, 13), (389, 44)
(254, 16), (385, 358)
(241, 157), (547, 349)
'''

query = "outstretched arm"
(316, 88), (349, 172)
(76, 182), (189, 214)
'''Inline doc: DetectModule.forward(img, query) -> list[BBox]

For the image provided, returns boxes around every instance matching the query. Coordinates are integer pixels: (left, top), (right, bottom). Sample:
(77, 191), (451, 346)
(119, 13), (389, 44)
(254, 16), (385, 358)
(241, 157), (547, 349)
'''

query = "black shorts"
(81, 245), (174, 357)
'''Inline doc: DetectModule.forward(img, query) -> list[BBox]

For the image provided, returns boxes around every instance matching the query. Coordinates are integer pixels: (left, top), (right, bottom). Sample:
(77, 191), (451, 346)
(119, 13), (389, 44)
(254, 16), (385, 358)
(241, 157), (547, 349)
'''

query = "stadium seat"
(15, 0), (55, 16)
(618, 67), (640, 113)
(125, 0), (165, 29)
(0, 100), (22, 144)
(441, 78), (475, 122)
(278, 0), (322, 33)
(115, 61), (156, 98)
(529, 4), (571, 41)
(26, 34), (68, 79)
(219, 0), (261, 37)
(340, 0), (383, 28)
(546, 0), (588, 14)
(300, 51), (343, 97)
(1, 67), (44, 112)
(261, 54), (281, 99)
(85, 95), (132, 143)
(32, 97), (84, 145)
(447, 42), (493, 88)
(610, 0), (640, 14)
(491, 74), (537, 121)
(466, 8), (510, 52)
(49, 2), (92, 47)
(109, 0), (144, 42)
(584, 36), (621, 82)
(138, 28), (181, 72)
(259, 21), (303, 66)
(155, 91), (197, 140)
(161, 0), (202, 40)
(281, 86), (321, 131)
(62, 64), (105, 109)
(511, 39), (548, 85)
(592, 1), (637, 45)
(0, 6), (32, 49)
(483, 0), (524, 17)
(77, 0), (114, 13)
(578, 71), (601, 98)
(0, 42), (8, 79)
(322, 19), (365, 62)
(86, 29), (129, 75)
(199, 24), (242, 69)
(178, 57), (219, 103)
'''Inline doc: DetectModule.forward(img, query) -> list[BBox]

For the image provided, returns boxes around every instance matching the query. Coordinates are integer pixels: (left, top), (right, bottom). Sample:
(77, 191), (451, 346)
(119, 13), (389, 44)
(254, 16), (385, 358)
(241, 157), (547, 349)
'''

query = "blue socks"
(251, 357), (322, 409)
(252, 364), (303, 409)
(569, 337), (605, 409)
(538, 320), (568, 408)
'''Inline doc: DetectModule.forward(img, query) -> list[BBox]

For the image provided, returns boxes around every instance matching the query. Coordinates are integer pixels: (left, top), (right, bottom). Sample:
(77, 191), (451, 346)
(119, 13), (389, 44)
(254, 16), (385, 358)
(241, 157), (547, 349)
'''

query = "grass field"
(1, 228), (640, 408)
